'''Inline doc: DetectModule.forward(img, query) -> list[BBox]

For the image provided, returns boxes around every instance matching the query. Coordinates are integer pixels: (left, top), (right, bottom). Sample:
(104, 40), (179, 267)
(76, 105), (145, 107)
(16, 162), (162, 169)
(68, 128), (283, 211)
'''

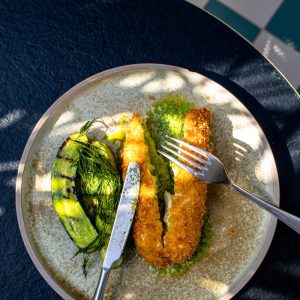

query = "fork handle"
(228, 181), (300, 234)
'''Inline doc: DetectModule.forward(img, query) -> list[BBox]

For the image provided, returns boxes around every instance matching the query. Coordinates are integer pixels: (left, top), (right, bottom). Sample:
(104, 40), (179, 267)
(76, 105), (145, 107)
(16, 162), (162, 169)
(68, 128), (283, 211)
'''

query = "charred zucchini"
(51, 120), (122, 273)
(51, 133), (100, 253)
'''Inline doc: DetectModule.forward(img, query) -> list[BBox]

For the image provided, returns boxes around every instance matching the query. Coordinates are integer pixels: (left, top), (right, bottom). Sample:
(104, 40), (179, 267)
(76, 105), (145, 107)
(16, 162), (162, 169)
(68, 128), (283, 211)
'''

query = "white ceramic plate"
(16, 64), (279, 300)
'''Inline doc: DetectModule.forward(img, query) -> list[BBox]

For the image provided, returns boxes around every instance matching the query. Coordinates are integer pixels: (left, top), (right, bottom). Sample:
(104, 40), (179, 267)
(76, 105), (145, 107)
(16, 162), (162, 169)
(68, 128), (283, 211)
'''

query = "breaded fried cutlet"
(122, 114), (169, 266)
(163, 108), (211, 263)
(121, 104), (211, 267)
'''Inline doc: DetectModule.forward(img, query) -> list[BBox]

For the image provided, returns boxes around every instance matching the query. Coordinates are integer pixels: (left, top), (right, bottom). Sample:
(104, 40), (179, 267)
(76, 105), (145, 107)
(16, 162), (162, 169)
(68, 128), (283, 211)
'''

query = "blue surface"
(0, 0), (299, 299)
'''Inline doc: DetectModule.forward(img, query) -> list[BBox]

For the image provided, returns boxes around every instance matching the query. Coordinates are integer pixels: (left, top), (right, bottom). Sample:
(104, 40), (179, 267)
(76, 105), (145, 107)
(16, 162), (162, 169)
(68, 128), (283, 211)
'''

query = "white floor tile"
(186, 0), (209, 9)
(254, 30), (300, 89)
(218, 0), (283, 28)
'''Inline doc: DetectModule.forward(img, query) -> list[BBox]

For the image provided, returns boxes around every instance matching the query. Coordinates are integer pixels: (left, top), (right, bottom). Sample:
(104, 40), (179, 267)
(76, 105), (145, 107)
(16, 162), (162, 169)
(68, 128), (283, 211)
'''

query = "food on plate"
(51, 93), (212, 276)
(51, 120), (121, 274)
(51, 132), (99, 252)
(121, 94), (212, 270)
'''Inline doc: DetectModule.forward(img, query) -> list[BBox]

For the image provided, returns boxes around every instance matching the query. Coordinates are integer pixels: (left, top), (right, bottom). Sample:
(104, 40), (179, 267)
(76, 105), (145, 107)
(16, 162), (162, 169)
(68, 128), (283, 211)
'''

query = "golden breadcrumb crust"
(163, 108), (211, 263)
(122, 109), (211, 267)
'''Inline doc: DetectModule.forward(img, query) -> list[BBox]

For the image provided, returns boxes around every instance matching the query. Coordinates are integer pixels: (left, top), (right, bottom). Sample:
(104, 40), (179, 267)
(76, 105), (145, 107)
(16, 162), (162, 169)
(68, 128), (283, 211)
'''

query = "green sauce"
(146, 93), (194, 148)
(143, 122), (174, 198)
(153, 218), (213, 277)
(145, 93), (195, 198)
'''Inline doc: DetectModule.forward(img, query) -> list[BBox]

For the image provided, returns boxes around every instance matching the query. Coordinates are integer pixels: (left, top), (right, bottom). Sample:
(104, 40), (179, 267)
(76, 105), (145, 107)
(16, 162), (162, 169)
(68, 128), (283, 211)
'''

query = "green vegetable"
(51, 133), (101, 253)
(76, 140), (121, 228)
(75, 123), (122, 269)
(51, 119), (122, 274)
(103, 115), (129, 158)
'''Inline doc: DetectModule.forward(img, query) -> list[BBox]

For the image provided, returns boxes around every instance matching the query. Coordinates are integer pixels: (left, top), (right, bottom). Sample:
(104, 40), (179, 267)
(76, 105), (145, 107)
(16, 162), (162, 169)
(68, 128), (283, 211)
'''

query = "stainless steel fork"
(158, 135), (300, 234)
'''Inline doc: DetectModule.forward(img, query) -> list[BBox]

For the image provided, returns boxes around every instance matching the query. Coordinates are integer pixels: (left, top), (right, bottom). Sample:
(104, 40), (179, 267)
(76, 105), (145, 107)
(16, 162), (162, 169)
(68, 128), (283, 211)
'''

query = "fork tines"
(158, 135), (209, 178)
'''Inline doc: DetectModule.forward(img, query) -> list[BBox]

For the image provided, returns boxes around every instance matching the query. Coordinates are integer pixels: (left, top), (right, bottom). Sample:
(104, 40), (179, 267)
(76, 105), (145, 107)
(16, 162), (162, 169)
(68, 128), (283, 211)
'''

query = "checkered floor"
(187, 0), (300, 93)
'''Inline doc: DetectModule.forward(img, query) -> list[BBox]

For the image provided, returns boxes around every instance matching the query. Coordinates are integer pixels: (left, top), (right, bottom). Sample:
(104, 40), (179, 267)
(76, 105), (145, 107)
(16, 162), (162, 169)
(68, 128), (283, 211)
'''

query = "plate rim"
(15, 63), (279, 300)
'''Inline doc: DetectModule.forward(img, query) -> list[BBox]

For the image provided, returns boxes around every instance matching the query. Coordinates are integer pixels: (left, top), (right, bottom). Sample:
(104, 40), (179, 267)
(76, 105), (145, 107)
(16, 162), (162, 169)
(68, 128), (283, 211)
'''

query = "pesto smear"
(146, 94), (194, 147)
(145, 93), (194, 197)
(142, 122), (174, 198)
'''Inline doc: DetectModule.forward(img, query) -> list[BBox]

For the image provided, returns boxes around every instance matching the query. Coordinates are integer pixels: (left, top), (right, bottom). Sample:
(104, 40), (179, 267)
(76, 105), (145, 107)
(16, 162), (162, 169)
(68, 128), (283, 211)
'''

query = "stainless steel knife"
(93, 162), (140, 300)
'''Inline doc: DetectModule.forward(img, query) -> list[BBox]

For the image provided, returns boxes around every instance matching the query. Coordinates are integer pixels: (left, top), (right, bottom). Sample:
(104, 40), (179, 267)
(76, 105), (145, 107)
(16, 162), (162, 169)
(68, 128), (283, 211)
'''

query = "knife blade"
(103, 161), (140, 268)
(93, 161), (140, 300)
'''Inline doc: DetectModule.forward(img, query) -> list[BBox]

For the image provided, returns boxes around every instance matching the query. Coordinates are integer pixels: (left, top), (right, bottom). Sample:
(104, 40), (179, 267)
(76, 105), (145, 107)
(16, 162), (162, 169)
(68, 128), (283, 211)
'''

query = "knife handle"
(93, 267), (111, 300)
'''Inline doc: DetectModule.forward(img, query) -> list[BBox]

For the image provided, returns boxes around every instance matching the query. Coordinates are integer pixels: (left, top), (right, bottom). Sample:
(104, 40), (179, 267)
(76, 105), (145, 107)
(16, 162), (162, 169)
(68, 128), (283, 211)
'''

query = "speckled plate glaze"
(16, 64), (279, 300)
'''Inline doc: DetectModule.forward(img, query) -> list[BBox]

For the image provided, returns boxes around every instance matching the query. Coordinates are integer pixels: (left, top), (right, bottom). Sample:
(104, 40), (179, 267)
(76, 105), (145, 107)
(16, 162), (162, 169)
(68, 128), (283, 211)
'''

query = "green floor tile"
(266, 0), (300, 51)
(204, 0), (260, 42)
